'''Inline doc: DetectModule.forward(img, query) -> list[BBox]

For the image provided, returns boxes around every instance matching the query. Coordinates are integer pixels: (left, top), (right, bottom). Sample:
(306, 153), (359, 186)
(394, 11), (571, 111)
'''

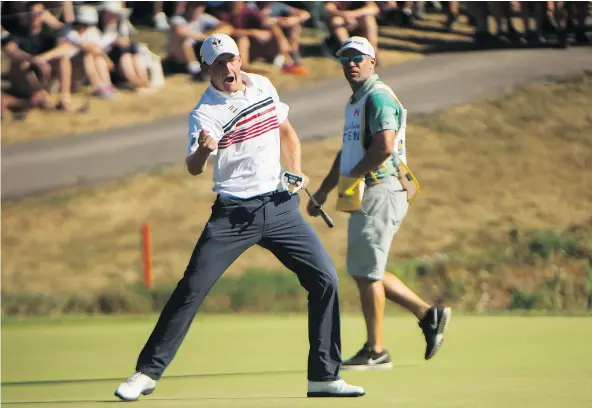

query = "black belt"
(254, 189), (283, 198)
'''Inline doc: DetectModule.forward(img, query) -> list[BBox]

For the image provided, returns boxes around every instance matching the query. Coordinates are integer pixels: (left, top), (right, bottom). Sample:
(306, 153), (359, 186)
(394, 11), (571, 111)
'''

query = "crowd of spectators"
(1, 1), (590, 120)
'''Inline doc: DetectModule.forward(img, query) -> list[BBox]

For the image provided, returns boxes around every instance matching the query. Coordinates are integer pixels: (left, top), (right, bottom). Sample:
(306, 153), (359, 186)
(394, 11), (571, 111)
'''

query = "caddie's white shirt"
(187, 72), (289, 198)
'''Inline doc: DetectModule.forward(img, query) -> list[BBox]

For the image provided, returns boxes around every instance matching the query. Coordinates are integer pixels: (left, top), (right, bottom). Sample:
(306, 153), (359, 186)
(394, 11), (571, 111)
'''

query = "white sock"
(188, 61), (201, 75)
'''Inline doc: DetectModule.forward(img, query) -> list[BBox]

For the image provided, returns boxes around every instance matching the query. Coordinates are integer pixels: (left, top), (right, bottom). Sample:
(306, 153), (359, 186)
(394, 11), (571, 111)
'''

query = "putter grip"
(320, 208), (335, 228)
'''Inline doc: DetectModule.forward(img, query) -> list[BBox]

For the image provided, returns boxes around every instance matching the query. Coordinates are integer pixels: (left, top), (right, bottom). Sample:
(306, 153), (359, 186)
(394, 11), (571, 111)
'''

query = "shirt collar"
(351, 74), (380, 103)
(208, 71), (253, 99)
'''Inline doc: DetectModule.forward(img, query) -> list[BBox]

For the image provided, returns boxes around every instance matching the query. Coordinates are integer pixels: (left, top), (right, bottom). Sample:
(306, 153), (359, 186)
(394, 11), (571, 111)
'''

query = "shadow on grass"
(2, 396), (307, 405)
(3, 363), (422, 388)
(1, 369), (305, 387)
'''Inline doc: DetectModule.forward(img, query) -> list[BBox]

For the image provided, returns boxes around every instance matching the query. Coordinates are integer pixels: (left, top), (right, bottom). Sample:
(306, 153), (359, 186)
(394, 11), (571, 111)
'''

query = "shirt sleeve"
(366, 89), (402, 135)
(64, 29), (81, 46)
(187, 109), (224, 156)
(169, 15), (188, 27)
(1, 30), (13, 47)
(201, 14), (221, 30)
(265, 77), (289, 124)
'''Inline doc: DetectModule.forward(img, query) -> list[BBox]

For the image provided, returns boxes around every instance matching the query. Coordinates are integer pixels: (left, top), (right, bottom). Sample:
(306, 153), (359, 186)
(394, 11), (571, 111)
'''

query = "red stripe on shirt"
(218, 117), (279, 149)
(234, 106), (276, 128)
(219, 115), (278, 146)
(219, 106), (277, 145)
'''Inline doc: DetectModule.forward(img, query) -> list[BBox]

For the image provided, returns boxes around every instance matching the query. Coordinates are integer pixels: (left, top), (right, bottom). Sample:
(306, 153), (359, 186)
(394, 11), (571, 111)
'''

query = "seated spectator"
(555, 1), (591, 47)
(322, 1), (380, 59)
(64, 6), (119, 100)
(1, 1), (72, 110)
(219, 1), (308, 75)
(165, 1), (233, 81)
(257, 1), (311, 66)
(465, 2), (509, 47)
(100, 1), (153, 92)
(519, 1), (548, 45)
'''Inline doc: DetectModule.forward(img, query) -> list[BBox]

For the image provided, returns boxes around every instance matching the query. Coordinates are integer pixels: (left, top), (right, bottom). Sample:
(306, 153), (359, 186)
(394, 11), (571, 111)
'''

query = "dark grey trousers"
(136, 190), (342, 381)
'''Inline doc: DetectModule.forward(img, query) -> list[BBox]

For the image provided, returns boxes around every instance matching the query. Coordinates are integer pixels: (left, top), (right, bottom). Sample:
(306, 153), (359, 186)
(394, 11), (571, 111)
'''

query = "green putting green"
(2, 314), (591, 407)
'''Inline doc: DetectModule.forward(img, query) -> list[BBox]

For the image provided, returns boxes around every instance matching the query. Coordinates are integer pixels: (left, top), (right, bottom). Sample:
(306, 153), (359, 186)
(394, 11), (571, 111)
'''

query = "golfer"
(114, 33), (364, 400)
(307, 36), (451, 370)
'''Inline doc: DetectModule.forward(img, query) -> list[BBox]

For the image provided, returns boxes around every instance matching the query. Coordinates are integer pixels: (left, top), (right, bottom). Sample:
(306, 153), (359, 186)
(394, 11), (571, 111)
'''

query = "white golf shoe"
(307, 379), (365, 397)
(114, 372), (156, 401)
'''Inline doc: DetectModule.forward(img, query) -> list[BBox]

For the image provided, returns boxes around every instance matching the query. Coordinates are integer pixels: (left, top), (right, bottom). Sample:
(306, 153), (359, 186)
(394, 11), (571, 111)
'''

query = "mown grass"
(2, 315), (592, 408)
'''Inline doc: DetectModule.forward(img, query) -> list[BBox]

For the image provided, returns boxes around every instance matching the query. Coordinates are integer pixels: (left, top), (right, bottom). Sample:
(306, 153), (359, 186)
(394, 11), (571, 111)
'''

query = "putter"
(283, 172), (335, 228)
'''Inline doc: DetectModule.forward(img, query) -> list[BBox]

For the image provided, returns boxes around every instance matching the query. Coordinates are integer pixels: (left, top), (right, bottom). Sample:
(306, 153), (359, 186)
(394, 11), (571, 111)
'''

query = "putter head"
(282, 171), (303, 194)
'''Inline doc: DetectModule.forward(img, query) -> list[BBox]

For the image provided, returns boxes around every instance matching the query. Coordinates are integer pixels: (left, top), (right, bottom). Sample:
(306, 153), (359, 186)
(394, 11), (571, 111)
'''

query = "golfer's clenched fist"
(197, 130), (217, 153)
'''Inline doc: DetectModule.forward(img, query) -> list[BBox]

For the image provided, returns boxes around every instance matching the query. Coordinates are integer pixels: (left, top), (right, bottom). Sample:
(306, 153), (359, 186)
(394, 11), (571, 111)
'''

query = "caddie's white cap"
(199, 33), (240, 65)
(336, 36), (376, 58)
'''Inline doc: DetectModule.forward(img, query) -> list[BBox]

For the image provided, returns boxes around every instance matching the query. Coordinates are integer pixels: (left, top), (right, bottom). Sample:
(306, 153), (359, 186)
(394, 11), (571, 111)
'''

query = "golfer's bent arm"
(186, 148), (211, 176)
(279, 119), (302, 174)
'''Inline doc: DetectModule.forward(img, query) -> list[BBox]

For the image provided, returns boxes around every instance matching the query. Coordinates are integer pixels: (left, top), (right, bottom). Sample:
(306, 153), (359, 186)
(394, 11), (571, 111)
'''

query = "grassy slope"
(2, 74), (591, 295)
(2, 315), (592, 407)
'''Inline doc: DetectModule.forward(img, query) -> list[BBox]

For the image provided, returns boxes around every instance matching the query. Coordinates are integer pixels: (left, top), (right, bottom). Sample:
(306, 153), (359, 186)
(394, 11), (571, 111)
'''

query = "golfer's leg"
(136, 198), (263, 380)
(259, 193), (341, 382)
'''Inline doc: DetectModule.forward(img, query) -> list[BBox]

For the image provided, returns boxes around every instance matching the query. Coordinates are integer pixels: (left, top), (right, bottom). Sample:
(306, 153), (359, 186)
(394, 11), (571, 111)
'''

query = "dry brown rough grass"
(2, 74), (591, 295)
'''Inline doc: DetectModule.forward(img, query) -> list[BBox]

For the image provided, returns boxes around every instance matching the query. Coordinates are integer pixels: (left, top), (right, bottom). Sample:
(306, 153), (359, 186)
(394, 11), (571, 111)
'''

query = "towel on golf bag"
(336, 175), (365, 213)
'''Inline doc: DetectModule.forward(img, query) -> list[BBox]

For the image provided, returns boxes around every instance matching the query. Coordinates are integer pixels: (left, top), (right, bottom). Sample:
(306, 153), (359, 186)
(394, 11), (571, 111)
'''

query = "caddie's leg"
(353, 276), (386, 352)
(383, 272), (429, 319)
(135, 194), (264, 380)
(342, 182), (407, 369)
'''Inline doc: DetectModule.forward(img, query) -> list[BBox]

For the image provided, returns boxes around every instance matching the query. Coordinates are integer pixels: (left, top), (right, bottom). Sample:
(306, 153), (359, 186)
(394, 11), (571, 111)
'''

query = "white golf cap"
(200, 34), (240, 65)
(336, 36), (376, 58)
(101, 1), (132, 18)
(75, 5), (99, 25)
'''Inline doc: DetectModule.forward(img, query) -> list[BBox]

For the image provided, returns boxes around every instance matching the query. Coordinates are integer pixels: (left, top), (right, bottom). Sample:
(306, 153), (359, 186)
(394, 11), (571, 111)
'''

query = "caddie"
(114, 33), (364, 400)
(307, 36), (451, 370)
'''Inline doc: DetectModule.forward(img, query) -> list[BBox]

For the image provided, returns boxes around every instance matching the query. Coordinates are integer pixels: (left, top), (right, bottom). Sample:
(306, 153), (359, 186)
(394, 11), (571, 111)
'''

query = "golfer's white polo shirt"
(188, 72), (289, 198)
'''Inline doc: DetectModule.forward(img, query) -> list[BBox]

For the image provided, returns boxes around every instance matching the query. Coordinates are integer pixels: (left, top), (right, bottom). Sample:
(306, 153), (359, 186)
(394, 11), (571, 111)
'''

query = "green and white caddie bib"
(339, 75), (408, 189)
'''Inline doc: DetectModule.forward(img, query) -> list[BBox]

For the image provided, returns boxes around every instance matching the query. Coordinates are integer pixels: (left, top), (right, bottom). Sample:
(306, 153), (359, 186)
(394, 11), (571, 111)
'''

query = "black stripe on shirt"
(222, 97), (273, 133)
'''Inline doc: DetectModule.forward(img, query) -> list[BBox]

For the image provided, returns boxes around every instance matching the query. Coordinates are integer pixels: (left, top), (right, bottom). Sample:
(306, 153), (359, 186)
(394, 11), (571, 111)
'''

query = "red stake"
(142, 223), (153, 288)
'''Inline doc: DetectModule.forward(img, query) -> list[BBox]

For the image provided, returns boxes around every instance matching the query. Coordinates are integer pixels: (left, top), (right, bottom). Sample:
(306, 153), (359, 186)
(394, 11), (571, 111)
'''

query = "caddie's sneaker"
(342, 343), (393, 370)
(114, 372), (156, 401)
(419, 306), (452, 360)
(307, 379), (365, 397)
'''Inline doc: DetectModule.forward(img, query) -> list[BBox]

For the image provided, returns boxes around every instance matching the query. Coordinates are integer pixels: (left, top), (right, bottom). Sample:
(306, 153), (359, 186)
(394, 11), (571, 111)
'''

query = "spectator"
(465, 2), (508, 47)
(444, 1), (460, 29)
(64, 5), (119, 100)
(1, 1), (72, 110)
(258, 1), (311, 66)
(165, 1), (233, 81)
(219, 1), (308, 75)
(322, 1), (380, 59)
(489, 2), (527, 45)
(519, 1), (547, 45)
(100, 1), (152, 92)
(558, 1), (591, 46)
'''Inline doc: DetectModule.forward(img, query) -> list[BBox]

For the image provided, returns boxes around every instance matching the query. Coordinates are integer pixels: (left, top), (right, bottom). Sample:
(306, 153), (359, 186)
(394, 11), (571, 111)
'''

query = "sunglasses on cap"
(340, 55), (366, 65)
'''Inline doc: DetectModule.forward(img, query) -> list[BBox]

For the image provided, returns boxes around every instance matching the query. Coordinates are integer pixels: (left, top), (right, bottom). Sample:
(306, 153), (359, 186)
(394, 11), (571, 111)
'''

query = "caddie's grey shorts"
(347, 178), (408, 280)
